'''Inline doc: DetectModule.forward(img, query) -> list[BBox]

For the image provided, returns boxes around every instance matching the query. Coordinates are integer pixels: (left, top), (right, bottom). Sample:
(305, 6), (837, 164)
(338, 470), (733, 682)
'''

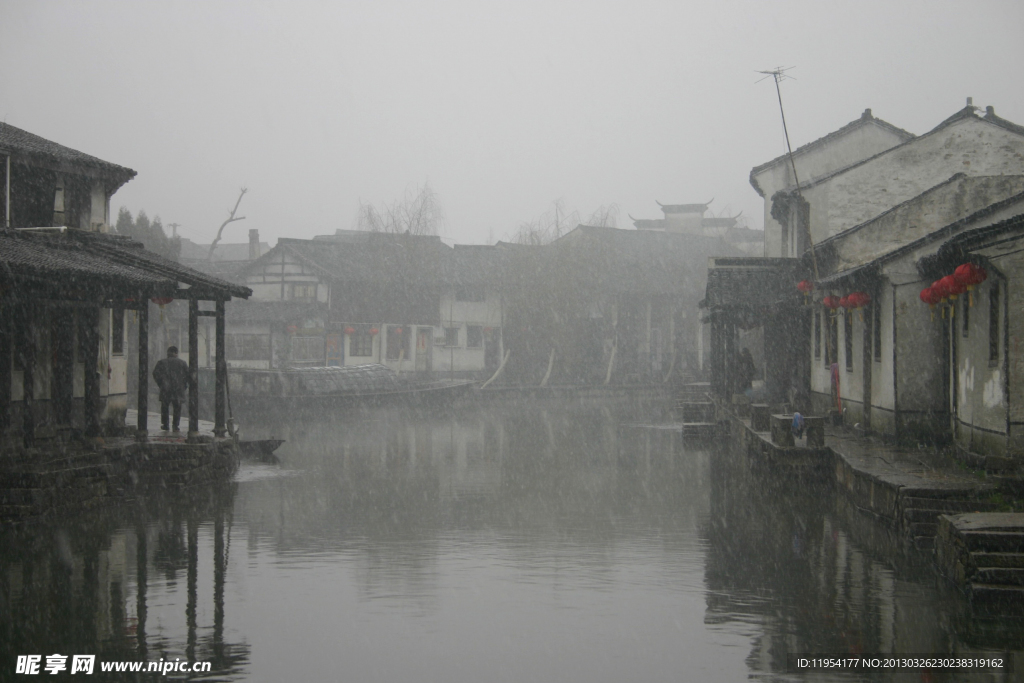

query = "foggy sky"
(2, 1), (1022, 247)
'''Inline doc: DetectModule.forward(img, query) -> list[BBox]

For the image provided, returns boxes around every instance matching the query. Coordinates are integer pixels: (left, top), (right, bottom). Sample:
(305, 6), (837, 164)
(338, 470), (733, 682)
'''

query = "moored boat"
(202, 364), (477, 415)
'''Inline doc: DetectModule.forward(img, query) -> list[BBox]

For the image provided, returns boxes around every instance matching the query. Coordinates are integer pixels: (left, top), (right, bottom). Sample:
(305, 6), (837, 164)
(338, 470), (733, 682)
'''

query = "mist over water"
(2, 397), (1016, 682)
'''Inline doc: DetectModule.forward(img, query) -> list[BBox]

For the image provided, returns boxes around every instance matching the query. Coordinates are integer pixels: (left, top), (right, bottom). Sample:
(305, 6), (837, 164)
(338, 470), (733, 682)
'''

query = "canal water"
(1, 397), (1021, 682)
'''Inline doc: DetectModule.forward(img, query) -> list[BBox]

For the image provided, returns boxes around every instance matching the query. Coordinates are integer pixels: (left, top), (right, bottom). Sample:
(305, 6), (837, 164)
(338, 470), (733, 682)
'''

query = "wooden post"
(137, 302), (149, 439)
(188, 298), (199, 437)
(83, 307), (101, 437)
(20, 304), (34, 447)
(0, 304), (11, 435)
(214, 300), (227, 437)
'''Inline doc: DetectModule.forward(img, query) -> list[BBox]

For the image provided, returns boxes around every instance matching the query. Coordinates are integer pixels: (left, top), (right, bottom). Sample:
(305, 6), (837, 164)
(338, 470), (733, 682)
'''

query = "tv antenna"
(756, 66), (832, 361)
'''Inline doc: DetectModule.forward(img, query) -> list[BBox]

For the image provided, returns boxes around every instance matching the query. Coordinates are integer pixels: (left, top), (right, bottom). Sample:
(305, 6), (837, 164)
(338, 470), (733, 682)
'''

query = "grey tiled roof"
(0, 122), (136, 187)
(0, 228), (252, 299)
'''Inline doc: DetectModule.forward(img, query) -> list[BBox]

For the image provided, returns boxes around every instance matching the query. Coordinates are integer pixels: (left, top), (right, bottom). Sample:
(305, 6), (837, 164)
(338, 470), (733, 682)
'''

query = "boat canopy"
(284, 364), (400, 395)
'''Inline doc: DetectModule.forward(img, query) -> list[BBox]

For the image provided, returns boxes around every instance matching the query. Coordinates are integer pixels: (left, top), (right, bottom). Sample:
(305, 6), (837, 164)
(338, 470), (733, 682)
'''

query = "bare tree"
(357, 183), (444, 236)
(507, 200), (618, 245)
(207, 187), (248, 261)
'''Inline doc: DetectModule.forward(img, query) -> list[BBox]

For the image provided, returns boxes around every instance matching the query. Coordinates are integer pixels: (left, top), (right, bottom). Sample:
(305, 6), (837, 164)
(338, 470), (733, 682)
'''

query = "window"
(350, 331), (373, 357)
(989, 284), (1000, 365)
(225, 333), (270, 361)
(443, 327), (460, 347)
(873, 298), (882, 362)
(292, 283), (316, 301)
(844, 311), (853, 372)
(466, 325), (483, 349)
(813, 312), (821, 360)
(111, 308), (125, 355)
(455, 286), (485, 302)
(291, 336), (325, 364)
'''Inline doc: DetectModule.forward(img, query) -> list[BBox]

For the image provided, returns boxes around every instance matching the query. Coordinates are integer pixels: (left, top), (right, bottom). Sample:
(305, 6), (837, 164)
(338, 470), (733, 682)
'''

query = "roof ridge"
(781, 108), (1024, 195)
(0, 121), (136, 181)
(749, 109), (914, 180)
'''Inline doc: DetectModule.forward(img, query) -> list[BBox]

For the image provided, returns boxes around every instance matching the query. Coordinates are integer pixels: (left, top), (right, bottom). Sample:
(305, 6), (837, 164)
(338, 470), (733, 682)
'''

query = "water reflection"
(2, 398), (1021, 681)
(0, 487), (250, 681)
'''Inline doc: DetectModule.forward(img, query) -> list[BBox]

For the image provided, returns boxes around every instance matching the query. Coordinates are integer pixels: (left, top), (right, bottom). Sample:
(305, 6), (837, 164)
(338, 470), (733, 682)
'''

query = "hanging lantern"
(822, 295), (841, 310)
(394, 327), (403, 334)
(839, 295), (853, 309)
(940, 274), (965, 301)
(369, 327), (379, 336)
(954, 263), (988, 306)
(796, 280), (814, 304)
(287, 325), (298, 335)
(344, 326), (356, 335)
(150, 297), (174, 306)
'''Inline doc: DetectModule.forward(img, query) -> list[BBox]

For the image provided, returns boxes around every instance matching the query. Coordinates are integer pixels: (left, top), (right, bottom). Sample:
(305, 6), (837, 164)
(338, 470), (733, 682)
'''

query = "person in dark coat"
(153, 346), (190, 432)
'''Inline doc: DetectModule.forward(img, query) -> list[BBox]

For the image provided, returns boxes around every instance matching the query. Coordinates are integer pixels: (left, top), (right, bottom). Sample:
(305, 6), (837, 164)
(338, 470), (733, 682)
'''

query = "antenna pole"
(758, 67), (833, 369)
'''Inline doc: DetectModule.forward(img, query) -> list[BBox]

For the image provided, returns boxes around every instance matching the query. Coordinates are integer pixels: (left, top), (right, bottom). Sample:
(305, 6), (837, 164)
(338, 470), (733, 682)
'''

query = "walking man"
(153, 346), (190, 432)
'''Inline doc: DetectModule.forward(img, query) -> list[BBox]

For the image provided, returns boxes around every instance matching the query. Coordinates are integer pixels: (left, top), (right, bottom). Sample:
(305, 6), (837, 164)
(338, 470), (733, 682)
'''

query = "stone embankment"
(705, 396), (1023, 612)
(0, 412), (237, 523)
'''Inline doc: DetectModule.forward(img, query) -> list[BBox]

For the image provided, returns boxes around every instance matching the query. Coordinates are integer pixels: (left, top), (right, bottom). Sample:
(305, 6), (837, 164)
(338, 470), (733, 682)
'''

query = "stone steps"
(975, 568), (1024, 586)
(936, 513), (1024, 615)
(903, 496), (997, 513)
(974, 552), (1024, 569)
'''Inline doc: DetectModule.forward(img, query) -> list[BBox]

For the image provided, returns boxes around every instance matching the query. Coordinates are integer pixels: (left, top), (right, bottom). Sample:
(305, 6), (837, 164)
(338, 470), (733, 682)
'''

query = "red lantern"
(287, 325), (298, 335)
(394, 327), (403, 334)
(822, 296), (841, 310)
(931, 279), (949, 301)
(940, 275), (965, 302)
(954, 263), (988, 306)
(344, 326), (356, 335)
(839, 295), (853, 309)
(796, 280), (814, 293)
(920, 286), (940, 320)
(369, 327), (379, 335)
(151, 297), (174, 306)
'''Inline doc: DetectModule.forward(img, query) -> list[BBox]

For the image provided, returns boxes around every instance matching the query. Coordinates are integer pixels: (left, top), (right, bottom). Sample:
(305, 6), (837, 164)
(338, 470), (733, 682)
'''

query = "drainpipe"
(4, 154), (9, 228)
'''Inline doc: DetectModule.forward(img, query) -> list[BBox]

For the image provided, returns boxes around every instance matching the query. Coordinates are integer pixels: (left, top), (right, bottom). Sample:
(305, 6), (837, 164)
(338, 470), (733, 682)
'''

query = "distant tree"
(114, 207), (181, 261)
(507, 200), (618, 245)
(357, 183), (444, 236)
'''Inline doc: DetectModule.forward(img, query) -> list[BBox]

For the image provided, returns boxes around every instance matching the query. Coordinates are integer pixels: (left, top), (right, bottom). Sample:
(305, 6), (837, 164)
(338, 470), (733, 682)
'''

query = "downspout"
(4, 154), (10, 228)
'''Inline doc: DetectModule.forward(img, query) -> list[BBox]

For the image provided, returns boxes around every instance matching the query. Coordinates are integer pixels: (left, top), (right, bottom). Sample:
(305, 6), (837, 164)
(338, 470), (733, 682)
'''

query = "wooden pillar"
(214, 300), (227, 437)
(137, 302), (149, 439)
(0, 304), (11, 434)
(188, 299), (199, 437)
(20, 304), (34, 447)
(83, 307), (101, 437)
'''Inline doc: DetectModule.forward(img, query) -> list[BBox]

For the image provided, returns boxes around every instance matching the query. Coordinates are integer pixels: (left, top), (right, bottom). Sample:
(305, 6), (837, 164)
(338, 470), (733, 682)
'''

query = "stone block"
(804, 416), (825, 448)
(770, 414), (794, 448)
(731, 394), (750, 417)
(750, 404), (770, 431)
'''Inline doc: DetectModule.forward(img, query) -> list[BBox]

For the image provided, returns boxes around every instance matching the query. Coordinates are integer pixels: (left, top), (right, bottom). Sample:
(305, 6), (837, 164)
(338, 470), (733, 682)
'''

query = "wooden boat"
(237, 438), (285, 462)
(202, 364), (477, 415)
